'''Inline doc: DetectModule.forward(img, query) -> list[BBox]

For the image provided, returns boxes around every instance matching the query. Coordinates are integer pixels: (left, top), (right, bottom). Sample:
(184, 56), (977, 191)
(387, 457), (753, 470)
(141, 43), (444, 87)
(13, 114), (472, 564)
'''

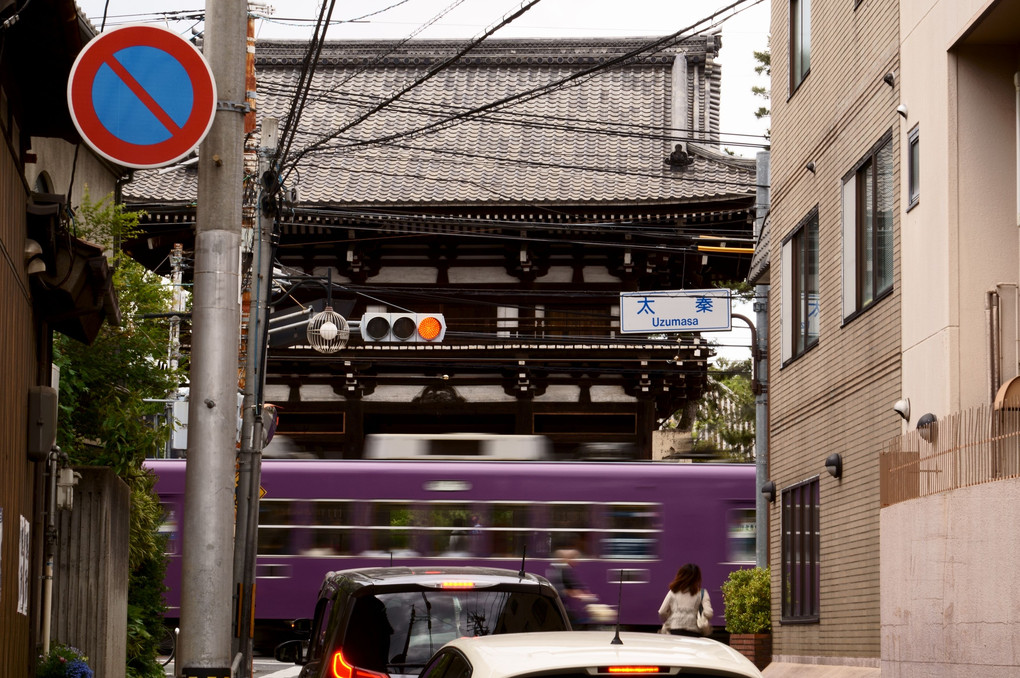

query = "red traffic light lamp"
(361, 312), (447, 343)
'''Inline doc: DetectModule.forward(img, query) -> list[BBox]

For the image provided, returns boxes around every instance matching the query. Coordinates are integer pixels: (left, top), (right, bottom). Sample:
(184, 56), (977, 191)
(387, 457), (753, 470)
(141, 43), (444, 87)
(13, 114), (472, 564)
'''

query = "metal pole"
(232, 117), (278, 677)
(40, 448), (59, 656)
(179, 0), (247, 673)
(753, 151), (770, 570)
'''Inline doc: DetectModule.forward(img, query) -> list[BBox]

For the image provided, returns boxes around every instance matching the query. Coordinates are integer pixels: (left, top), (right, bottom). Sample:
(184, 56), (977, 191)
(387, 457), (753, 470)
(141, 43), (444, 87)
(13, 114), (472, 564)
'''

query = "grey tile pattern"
(126, 36), (755, 207)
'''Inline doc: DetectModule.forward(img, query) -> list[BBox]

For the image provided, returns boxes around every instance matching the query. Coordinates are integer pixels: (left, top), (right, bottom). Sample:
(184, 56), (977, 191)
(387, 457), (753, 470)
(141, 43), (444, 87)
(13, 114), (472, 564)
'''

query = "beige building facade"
(764, 0), (900, 673)
(763, 0), (1020, 676)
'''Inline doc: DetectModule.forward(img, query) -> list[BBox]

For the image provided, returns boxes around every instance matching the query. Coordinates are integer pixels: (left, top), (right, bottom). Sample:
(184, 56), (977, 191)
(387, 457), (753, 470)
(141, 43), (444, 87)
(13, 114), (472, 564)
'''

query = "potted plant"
(36, 643), (94, 678)
(721, 567), (771, 671)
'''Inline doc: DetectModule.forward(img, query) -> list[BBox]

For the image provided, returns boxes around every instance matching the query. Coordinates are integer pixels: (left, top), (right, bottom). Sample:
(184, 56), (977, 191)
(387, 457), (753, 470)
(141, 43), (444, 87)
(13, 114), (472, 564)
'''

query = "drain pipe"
(40, 447), (59, 656)
(988, 290), (1001, 404)
(1015, 73), (1020, 227)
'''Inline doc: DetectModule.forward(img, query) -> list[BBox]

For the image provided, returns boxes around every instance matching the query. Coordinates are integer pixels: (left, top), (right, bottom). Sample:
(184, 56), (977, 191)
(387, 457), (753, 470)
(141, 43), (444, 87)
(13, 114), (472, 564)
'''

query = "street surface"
(163, 657), (299, 677)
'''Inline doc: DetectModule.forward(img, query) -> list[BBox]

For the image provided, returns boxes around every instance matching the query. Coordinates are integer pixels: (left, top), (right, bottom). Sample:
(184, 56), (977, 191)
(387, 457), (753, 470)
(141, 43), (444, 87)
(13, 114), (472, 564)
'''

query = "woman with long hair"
(658, 563), (713, 637)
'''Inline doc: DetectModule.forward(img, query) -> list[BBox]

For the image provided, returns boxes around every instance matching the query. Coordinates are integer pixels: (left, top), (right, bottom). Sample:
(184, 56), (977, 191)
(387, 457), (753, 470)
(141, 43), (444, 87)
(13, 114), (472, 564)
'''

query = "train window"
(545, 503), (593, 556)
(311, 500), (354, 525)
(260, 499), (297, 526)
(600, 504), (659, 559)
(727, 508), (756, 563)
(307, 528), (356, 555)
(257, 500), (298, 555)
(490, 503), (532, 558)
(258, 527), (298, 555)
(425, 504), (476, 556)
(157, 503), (179, 555)
(365, 502), (418, 556)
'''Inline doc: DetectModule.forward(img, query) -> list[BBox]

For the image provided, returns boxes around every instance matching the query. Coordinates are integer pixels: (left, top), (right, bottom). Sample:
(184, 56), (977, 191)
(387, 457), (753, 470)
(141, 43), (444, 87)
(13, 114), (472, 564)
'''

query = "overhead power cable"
(282, 0), (546, 179)
(318, 0), (471, 96)
(256, 80), (768, 148)
(273, 213), (755, 258)
(295, 148), (762, 191)
(275, 0), (337, 170)
(281, 0), (764, 175)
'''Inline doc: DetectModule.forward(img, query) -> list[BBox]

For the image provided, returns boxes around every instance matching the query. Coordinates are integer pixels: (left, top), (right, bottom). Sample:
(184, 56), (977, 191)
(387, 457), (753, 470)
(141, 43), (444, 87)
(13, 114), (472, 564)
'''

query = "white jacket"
(658, 588), (713, 632)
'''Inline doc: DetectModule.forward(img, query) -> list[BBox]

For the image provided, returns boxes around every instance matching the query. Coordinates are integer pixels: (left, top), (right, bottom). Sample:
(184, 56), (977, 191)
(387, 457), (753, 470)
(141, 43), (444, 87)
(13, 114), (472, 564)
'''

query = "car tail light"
(331, 650), (390, 678)
(603, 667), (662, 674)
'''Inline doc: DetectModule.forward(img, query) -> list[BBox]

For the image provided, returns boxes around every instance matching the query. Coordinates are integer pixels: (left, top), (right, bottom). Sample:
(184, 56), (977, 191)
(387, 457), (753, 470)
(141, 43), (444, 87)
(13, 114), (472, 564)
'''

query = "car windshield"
(344, 589), (567, 674)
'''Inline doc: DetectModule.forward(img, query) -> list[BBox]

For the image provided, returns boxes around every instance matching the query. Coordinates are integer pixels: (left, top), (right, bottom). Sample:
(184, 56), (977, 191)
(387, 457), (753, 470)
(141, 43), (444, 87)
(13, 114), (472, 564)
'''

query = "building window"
(781, 477), (820, 623)
(781, 209), (820, 363)
(842, 133), (894, 319)
(907, 125), (920, 210)
(790, 0), (811, 90)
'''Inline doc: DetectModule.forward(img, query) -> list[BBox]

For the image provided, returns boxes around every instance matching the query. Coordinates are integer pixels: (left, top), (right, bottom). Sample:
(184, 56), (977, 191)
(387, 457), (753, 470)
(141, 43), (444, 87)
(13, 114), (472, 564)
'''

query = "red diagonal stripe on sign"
(105, 55), (183, 137)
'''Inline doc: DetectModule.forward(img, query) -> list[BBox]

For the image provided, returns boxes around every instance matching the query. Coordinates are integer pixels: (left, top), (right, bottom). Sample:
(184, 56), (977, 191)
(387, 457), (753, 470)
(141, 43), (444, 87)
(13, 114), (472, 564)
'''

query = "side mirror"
(275, 639), (305, 665)
(291, 617), (313, 638)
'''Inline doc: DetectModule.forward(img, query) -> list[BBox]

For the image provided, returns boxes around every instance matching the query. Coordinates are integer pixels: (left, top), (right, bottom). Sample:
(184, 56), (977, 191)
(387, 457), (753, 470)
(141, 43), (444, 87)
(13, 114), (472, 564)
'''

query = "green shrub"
(721, 567), (771, 633)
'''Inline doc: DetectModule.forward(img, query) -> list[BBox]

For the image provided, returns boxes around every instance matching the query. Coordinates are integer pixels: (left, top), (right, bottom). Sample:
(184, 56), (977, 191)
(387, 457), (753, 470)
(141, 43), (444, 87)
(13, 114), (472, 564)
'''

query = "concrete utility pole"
(178, 0), (248, 674)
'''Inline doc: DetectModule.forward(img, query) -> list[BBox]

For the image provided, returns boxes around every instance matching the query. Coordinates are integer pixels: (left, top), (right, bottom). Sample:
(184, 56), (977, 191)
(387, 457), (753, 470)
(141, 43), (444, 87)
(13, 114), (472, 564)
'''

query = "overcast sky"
(75, 0), (767, 360)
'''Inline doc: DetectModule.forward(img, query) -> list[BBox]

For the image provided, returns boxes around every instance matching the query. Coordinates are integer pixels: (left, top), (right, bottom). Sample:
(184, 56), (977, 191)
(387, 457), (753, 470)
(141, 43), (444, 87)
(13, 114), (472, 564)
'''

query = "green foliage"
(54, 190), (176, 678)
(721, 567), (771, 634)
(37, 643), (93, 678)
(751, 38), (771, 136)
(691, 357), (755, 462)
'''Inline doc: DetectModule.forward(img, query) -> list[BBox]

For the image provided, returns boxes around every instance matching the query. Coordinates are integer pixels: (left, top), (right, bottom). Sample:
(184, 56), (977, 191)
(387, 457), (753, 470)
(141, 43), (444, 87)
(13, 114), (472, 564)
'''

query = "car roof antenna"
(611, 573), (624, 645)
(518, 545), (527, 578)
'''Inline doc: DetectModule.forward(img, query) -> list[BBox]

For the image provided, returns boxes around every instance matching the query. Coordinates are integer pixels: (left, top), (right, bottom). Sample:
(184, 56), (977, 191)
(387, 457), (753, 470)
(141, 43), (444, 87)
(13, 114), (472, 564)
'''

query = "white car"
(418, 630), (763, 678)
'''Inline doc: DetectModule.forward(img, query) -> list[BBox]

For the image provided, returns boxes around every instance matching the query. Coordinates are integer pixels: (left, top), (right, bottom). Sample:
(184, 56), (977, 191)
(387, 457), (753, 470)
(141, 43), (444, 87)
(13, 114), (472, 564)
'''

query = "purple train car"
(147, 459), (755, 645)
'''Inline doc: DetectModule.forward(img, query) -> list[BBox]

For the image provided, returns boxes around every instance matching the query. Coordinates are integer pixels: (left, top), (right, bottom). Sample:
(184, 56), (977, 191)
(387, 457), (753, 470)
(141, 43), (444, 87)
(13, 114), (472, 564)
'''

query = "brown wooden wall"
(53, 468), (130, 678)
(0, 116), (41, 677)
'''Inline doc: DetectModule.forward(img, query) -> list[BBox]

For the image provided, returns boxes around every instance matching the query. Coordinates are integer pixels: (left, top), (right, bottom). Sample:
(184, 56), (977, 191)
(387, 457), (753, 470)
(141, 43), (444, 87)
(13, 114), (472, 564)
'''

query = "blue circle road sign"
(67, 25), (217, 169)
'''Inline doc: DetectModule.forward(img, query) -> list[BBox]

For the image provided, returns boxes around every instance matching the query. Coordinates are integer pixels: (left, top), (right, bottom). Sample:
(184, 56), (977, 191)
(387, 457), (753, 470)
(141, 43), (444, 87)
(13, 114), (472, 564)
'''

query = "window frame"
(781, 208), (820, 364)
(790, 0), (811, 92)
(841, 132), (894, 321)
(907, 125), (920, 211)
(780, 477), (820, 624)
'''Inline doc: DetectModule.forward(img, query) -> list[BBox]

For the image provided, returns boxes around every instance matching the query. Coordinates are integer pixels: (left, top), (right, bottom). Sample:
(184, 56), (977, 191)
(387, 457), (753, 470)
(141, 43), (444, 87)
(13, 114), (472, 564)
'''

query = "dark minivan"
(275, 566), (572, 678)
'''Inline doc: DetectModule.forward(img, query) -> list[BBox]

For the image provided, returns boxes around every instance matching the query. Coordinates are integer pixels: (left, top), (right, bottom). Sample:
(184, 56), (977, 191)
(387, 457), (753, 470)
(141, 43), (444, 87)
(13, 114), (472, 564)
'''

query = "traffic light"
(361, 312), (447, 343)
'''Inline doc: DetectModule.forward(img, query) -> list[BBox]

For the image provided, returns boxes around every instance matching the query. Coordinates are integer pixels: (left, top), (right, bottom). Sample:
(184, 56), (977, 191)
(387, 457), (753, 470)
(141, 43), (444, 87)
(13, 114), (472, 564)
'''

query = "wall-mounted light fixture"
(805, 161), (816, 174)
(883, 72), (895, 87)
(896, 104), (908, 119)
(25, 239), (46, 275)
(893, 398), (910, 421)
(761, 480), (776, 503)
(917, 413), (937, 443)
(825, 453), (843, 479)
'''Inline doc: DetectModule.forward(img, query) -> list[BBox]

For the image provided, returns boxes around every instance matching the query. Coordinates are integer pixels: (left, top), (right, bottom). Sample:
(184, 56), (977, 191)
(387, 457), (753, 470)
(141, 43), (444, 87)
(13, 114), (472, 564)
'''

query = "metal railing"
(880, 402), (1020, 507)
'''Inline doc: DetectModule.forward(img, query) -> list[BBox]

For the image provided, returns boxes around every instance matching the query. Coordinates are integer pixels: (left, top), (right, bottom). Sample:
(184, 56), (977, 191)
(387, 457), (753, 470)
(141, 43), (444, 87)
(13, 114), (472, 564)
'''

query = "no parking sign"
(67, 25), (217, 169)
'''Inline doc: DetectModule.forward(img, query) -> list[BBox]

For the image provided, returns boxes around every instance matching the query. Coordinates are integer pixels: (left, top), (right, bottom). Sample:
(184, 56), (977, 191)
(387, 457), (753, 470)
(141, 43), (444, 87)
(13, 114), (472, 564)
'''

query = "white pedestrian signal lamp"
(362, 312), (446, 342)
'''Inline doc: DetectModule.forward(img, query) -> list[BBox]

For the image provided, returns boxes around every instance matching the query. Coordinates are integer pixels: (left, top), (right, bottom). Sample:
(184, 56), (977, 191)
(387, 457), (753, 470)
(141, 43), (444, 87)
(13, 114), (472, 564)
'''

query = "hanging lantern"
(306, 306), (349, 353)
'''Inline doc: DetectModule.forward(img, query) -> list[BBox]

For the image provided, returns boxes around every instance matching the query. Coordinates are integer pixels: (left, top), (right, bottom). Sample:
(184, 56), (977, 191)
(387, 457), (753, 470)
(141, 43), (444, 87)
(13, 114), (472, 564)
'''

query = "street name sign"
(67, 25), (216, 169)
(619, 289), (732, 333)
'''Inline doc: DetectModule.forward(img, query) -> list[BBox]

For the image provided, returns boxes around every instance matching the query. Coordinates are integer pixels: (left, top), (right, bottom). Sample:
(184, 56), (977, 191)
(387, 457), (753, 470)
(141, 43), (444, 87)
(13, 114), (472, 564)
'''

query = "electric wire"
(275, 0), (337, 172)
(255, 79), (769, 149)
(282, 0), (546, 179)
(280, 0), (764, 172)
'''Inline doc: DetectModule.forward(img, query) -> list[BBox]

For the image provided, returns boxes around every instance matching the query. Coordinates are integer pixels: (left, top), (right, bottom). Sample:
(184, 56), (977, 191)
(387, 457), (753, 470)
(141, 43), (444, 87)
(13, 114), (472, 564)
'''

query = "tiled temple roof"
(124, 35), (755, 209)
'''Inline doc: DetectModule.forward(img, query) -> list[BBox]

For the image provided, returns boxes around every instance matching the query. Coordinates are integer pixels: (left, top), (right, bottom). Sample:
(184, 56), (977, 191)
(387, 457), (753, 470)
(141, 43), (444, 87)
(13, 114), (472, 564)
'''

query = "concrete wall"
(900, 0), (1020, 413)
(25, 136), (122, 206)
(880, 477), (1020, 677)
